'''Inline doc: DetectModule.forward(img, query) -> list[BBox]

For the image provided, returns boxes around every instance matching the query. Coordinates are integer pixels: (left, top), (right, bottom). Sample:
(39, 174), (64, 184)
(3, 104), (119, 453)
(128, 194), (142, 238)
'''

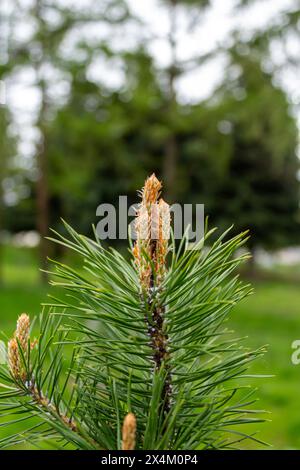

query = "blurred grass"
(0, 246), (48, 333)
(231, 282), (300, 450)
(0, 245), (300, 449)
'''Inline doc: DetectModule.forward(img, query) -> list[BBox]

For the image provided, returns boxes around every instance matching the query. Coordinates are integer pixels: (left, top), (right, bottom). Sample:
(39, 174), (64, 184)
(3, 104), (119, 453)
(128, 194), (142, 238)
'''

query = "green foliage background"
(0, 0), (299, 250)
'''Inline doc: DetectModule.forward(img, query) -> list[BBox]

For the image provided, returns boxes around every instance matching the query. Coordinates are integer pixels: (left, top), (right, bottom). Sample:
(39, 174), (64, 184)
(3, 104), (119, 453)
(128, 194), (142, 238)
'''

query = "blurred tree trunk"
(36, 88), (50, 282)
(0, 3), (14, 286)
(163, 0), (178, 202)
(0, 101), (4, 287)
(34, 0), (49, 282)
(0, 154), (4, 286)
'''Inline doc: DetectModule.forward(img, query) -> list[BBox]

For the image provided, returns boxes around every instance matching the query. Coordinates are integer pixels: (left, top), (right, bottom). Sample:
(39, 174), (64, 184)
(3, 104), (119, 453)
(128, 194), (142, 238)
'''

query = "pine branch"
(0, 175), (267, 450)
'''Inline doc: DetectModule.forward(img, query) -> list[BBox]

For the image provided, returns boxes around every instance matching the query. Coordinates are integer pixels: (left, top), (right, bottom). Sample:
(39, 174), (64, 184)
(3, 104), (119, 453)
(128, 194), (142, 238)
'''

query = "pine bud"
(8, 338), (20, 378)
(122, 412), (136, 450)
(159, 198), (170, 243)
(151, 203), (160, 241)
(133, 175), (170, 291)
(8, 313), (31, 381)
(15, 313), (30, 351)
(142, 174), (162, 208)
(136, 205), (150, 241)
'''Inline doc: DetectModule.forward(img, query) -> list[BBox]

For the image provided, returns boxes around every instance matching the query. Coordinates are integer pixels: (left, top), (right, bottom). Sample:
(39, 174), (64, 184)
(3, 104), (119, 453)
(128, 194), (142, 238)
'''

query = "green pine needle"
(0, 220), (267, 450)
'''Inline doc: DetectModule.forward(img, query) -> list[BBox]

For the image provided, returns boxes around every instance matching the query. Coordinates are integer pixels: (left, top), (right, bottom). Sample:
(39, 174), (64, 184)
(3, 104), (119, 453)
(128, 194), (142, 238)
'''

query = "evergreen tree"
(5, 0), (131, 277)
(206, 49), (299, 250)
(0, 107), (16, 283)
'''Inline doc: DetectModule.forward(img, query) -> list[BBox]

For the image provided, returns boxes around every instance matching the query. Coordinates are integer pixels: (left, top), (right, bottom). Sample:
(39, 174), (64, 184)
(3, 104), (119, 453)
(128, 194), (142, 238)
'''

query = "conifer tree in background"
(0, 175), (265, 450)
